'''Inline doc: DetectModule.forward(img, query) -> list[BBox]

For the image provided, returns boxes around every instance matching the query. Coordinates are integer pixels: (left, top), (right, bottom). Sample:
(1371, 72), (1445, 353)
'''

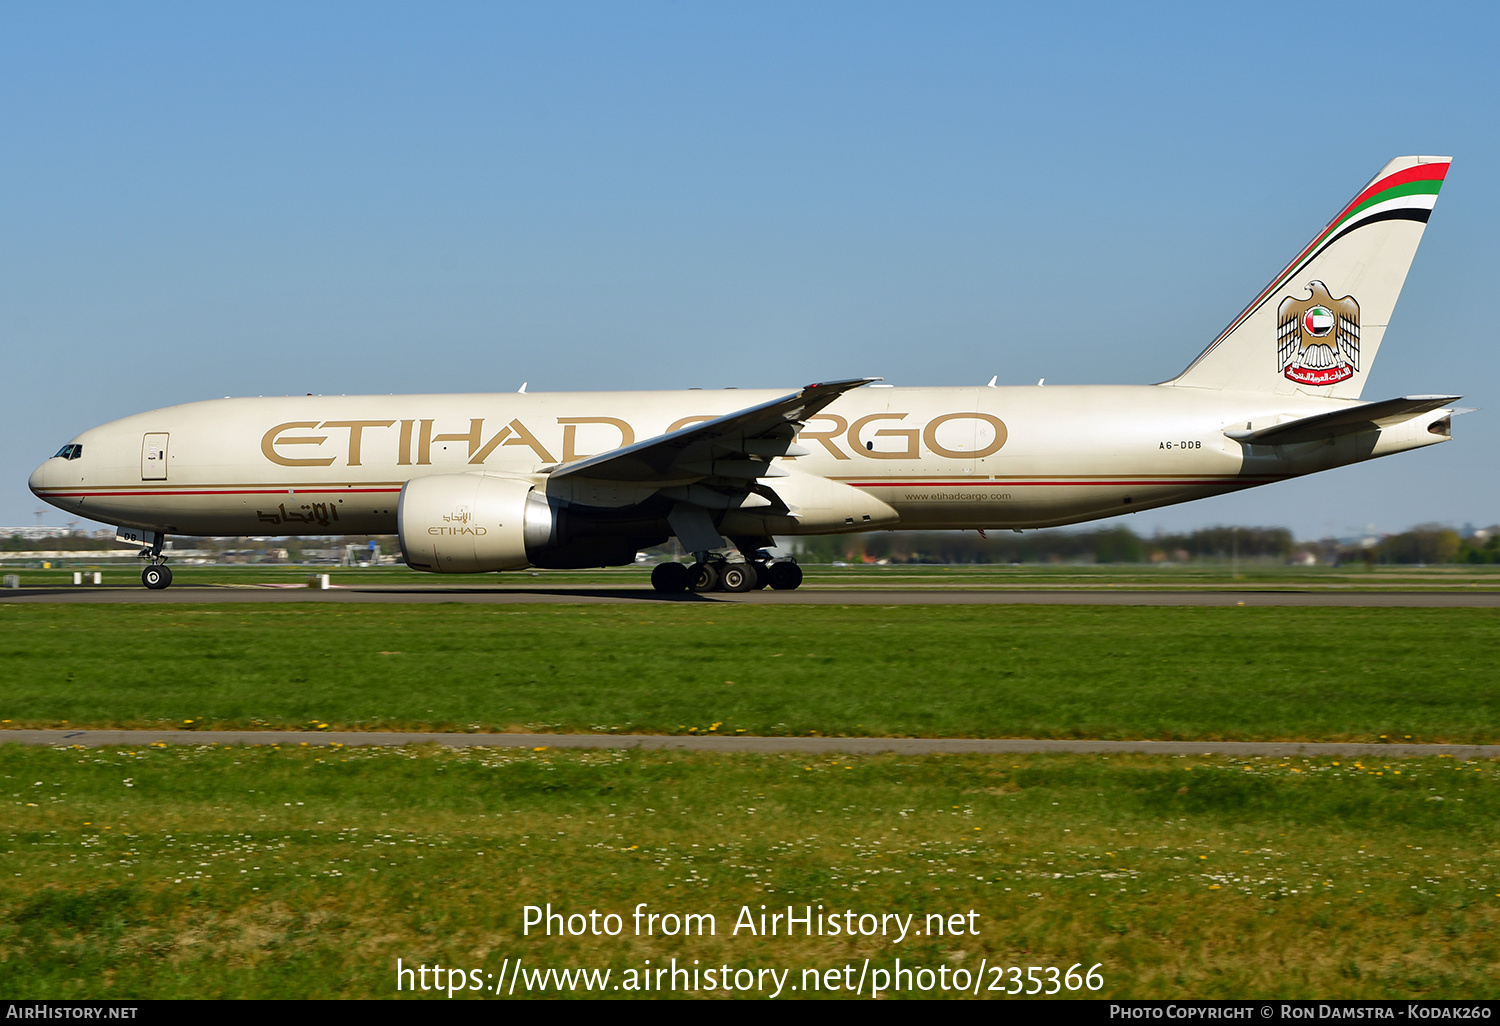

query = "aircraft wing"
(548, 378), (878, 484)
(1224, 395), (1461, 445)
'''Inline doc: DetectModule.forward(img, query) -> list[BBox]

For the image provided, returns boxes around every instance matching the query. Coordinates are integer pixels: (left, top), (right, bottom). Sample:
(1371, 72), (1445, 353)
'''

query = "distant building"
(1, 526), (90, 540)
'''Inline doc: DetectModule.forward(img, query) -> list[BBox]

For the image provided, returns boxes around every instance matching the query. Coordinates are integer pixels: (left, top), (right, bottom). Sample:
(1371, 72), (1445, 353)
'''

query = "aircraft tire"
(651, 561), (691, 593)
(688, 562), (720, 593)
(721, 564), (757, 592)
(766, 562), (803, 591)
(751, 561), (771, 589)
(142, 565), (173, 590)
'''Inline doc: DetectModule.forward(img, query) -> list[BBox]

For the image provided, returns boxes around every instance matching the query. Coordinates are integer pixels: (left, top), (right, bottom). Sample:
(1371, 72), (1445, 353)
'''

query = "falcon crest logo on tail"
(1277, 281), (1360, 386)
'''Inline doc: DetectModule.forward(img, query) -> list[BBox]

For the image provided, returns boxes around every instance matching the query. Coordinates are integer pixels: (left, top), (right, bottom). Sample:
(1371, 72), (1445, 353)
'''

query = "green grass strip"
(8, 562), (1500, 589)
(1, 604), (1496, 742)
(2, 745), (1496, 998)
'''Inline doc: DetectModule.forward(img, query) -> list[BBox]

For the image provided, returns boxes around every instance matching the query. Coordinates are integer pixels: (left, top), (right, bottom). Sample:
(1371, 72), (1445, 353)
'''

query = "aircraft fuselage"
(28, 383), (1450, 538)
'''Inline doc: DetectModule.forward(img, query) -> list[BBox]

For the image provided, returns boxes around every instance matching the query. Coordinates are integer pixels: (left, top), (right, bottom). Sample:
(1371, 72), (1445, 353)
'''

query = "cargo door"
(142, 433), (169, 480)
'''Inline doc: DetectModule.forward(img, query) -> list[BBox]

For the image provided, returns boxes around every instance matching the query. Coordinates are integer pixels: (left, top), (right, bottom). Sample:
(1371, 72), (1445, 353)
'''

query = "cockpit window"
(52, 444), (82, 460)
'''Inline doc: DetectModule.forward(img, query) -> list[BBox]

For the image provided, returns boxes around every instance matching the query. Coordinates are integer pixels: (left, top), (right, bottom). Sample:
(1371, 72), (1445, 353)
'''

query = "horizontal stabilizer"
(1224, 395), (1460, 445)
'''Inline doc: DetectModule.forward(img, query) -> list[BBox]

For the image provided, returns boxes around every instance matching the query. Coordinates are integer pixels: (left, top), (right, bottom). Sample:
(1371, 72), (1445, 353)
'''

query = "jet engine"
(397, 473), (644, 572)
(397, 473), (554, 573)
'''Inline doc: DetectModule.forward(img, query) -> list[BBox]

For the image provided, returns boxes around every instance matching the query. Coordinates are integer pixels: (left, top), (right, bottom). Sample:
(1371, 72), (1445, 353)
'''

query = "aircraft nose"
(29, 458), (60, 503)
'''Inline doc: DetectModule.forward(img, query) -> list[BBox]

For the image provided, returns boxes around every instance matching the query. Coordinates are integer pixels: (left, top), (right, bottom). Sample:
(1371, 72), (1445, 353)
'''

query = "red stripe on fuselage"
(36, 487), (404, 498)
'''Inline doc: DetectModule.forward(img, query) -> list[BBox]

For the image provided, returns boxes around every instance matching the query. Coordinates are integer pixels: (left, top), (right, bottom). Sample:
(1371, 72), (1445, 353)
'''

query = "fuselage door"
(142, 433), (169, 480)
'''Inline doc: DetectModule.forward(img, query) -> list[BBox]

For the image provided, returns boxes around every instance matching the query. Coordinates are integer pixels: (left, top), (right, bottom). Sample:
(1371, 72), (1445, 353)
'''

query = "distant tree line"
(0, 534), (114, 551)
(8, 526), (1499, 565)
(1347, 524), (1500, 565)
(791, 526), (1296, 564)
(0, 533), (403, 556)
(1456, 532), (1500, 564)
(790, 522), (1500, 566)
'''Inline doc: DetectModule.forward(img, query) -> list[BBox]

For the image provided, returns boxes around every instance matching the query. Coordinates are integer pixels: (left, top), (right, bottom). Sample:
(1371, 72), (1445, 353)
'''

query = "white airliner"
(31, 156), (1460, 592)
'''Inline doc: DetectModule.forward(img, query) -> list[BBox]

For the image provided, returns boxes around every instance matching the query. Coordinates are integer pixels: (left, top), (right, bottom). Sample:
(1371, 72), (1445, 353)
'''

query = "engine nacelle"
(398, 473), (552, 573)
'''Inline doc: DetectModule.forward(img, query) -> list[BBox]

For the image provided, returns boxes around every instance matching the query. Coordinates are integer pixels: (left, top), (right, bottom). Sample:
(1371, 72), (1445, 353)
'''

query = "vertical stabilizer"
(1167, 156), (1450, 397)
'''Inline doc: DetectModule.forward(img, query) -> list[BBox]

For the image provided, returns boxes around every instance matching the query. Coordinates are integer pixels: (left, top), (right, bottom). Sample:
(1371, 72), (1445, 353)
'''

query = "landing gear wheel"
(766, 561), (803, 591)
(688, 562), (720, 593)
(751, 561), (771, 589)
(141, 565), (173, 590)
(651, 561), (691, 593)
(721, 563), (758, 592)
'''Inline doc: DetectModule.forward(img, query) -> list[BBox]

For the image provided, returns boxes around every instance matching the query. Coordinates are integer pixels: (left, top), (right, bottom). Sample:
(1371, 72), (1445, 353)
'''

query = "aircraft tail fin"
(1167, 155), (1451, 398)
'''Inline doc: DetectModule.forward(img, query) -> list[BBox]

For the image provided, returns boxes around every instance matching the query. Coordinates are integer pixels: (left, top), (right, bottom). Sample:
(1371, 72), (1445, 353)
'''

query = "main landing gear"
(139, 533), (172, 590)
(650, 554), (803, 594)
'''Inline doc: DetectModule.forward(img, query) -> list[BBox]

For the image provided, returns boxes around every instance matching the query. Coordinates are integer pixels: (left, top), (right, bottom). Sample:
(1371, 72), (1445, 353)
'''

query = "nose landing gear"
(141, 564), (173, 590)
(138, 533), (172, 590)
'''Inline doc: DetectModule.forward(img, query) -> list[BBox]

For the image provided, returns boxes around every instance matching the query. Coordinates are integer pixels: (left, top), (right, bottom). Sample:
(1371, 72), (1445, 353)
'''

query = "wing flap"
(548, 378), (877, 484)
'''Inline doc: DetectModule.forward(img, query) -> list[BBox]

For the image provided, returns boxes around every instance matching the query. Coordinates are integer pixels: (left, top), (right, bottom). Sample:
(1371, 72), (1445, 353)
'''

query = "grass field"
(0, 604), (1495, 742)
(2, 744), (1496, 999)
(6, 561), (1500, 590)
(2, 598), (1496, 999)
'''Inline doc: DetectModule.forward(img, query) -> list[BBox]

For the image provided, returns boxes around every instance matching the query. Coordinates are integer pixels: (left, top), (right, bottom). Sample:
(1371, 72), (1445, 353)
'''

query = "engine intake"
(398, 473), (553, 573)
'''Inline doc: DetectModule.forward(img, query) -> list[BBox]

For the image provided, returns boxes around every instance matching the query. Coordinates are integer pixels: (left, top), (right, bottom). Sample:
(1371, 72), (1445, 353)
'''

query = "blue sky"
(4, 1), (1496, 538)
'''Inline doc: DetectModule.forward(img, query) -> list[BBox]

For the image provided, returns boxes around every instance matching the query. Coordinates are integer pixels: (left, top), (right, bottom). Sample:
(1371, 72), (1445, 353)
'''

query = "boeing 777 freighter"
(30, 156), (1460, 591)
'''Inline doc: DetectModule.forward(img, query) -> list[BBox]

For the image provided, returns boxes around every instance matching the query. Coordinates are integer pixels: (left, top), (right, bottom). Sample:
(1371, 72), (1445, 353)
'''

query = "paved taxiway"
(7, 729), (1496, 758)
(6, 585), (1500, 606)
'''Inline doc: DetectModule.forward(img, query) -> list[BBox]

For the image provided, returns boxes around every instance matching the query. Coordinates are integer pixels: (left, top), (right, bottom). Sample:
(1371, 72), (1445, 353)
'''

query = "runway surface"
(6, 585), (1500, 606)
(7, 729), (1497, 758)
